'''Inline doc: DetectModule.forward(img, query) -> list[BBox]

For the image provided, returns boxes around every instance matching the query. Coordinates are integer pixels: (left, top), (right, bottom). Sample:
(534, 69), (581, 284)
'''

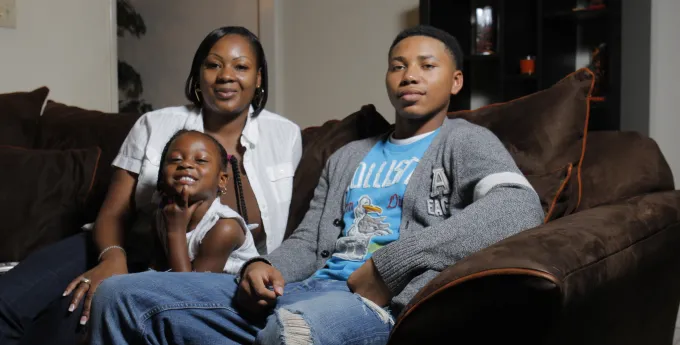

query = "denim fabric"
(90, 271), (393, 345)
(0, 232), (96, 345)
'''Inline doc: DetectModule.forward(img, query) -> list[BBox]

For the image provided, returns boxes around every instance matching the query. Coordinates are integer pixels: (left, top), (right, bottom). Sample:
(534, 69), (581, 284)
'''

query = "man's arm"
(371, 125), (544, 297)
(243, 159), (332, 282)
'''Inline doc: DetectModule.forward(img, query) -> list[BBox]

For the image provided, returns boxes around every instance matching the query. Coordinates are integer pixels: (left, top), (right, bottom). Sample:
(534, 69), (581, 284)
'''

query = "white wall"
(258, 0), (284, 114)
(649, 0), (680, 187)
(0, 0), (116, 112)
(620, 0), (651, 135)
(118, 0), (259, 110)
(261, 0), (419, 128)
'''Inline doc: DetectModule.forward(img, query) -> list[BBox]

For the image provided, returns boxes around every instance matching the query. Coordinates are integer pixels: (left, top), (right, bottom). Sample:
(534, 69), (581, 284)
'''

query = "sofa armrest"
(389, 191), (680, 344)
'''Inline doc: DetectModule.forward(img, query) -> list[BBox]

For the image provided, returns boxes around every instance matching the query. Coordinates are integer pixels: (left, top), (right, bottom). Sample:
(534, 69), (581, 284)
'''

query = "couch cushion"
(285, 105), (391, 238)
(448, 68), (593, 174)
(0, 146), (101, 262)
(0, 87), (49, 147)
(525, 164), (575, 222)
(301, 120), (340, 147)
(34, 101), (141, 223)
(574, 131), (674, 211)
(448, 68), (595, 220)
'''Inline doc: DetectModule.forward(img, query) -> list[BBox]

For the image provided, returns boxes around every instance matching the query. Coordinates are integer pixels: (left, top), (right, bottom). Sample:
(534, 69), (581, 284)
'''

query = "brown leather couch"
(385, 73), (680, 343)
(1, 68), (678, 344)
(295, 69), (680, 345)
(389, 189), (680, 345)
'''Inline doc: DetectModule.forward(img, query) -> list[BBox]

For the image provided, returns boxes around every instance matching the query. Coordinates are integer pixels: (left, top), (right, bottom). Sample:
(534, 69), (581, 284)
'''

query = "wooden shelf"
(544, 8), (607, 21)
(465, 54), (499, 61)
(505, 74), (537, 82)
(589, 98), (608, 111)
(421, 0), (621, 130)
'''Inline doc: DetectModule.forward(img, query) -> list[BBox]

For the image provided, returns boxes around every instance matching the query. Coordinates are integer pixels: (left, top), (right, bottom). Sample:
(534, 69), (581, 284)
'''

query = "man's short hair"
(389, 25), (464, 71)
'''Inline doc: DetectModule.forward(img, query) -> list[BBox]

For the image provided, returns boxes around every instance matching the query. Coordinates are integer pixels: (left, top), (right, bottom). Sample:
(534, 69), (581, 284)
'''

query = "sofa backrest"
(34, 101), (141, 222)
(567, 131), (674, 211)
(2, 76), (674, 233)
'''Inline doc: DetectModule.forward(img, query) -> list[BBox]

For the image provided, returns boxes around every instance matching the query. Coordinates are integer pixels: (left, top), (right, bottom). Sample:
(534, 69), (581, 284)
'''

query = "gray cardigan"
(264, 118), (544, 313)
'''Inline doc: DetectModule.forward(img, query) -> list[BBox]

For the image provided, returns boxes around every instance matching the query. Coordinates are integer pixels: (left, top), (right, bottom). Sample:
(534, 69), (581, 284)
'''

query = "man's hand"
(236, 261), (285, 314)
(347, 258), (392, 307)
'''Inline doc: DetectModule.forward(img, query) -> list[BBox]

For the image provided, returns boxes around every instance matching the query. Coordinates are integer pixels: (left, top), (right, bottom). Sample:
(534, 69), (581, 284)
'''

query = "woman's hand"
(162, 186), (203, 234)
(62, 252), (128, 325)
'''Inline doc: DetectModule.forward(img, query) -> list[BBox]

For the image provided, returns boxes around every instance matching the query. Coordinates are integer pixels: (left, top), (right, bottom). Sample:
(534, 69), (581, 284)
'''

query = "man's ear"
(450, 70), (464, 95)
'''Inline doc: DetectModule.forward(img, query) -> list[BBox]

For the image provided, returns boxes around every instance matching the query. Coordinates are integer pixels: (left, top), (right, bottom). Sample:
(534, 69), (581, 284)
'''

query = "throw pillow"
(575, 131), (674, 211)
(0, 146), (101, 262)
(35, 101), (141, 223)
(449, 68), (595, 219)
(0, 87), (49, 147)
(285, 105), (391, 238)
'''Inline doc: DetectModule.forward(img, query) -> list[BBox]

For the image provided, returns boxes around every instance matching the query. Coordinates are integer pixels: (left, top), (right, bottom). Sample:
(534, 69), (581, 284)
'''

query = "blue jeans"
(90, 271), (394, 344)
(0, 232), (96, 345)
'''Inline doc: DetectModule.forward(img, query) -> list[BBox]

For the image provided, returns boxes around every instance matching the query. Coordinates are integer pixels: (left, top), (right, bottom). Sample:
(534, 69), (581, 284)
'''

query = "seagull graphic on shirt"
(333, 196), (391, 261)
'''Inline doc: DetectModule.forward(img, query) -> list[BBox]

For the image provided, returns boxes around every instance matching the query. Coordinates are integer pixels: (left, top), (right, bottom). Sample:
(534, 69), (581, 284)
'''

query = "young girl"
(151, 129), (258, 274)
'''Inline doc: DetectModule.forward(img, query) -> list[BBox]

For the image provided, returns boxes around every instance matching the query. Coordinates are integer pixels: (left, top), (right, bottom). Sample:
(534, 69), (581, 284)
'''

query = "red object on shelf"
(520, 56), (535, 75)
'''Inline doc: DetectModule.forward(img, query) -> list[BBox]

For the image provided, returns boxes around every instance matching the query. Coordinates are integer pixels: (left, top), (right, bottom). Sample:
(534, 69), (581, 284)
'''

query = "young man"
(90, 25), (543, 345)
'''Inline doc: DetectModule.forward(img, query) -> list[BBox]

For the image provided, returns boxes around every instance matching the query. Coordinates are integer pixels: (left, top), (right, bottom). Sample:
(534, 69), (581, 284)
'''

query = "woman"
(0, 26), (301, 345)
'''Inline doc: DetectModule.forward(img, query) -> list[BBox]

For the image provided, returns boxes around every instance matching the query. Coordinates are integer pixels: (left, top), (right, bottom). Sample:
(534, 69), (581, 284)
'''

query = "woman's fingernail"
(68, 304), (75, 312)
(80, 316), (88, 325)
(62, 291), (69, 297)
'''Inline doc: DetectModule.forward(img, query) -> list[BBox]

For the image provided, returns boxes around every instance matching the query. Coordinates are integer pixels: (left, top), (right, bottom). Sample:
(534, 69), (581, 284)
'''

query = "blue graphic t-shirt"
(315, 128), (440, 280)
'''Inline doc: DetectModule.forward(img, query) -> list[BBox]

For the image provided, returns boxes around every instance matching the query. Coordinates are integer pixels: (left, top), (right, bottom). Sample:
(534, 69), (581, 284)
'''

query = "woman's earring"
(194, 84), (202, 103)
(256, 87), (264, 108)
(217, 187), (227, 196)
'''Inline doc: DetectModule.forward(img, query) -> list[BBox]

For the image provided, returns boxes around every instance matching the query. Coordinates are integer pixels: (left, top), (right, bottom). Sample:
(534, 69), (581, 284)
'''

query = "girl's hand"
(162, 186), (203, 233)
(236, 261), (285, 314)
(62, 253), (128, 326)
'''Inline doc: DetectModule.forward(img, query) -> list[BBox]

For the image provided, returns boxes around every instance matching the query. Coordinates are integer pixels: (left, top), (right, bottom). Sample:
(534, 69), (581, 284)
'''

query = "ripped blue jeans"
(89, 271), (393, 345)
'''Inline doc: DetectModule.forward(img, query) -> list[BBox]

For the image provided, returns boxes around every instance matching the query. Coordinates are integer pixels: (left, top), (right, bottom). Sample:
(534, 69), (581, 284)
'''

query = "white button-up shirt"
(111, 105), (302, 254)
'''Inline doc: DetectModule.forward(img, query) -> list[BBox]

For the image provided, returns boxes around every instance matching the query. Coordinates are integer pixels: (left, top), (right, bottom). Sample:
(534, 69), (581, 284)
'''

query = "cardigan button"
(320, 250), (330, 258)
(333, 219), (344, 227)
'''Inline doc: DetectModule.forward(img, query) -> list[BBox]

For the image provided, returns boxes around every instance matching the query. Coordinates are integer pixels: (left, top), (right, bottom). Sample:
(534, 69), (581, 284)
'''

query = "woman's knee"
(91, 272), (159, 321)
(92, 274), (131, 312)
(94, 274), (125, 298)
(94, 272), (157, 300)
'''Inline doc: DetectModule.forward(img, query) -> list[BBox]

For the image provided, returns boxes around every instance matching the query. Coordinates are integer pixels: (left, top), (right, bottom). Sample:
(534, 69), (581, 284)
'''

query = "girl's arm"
(192, 219), (245, 273)
(166, 230), (192, 272)
(149, 222), (169, 271)
(162, 187), (204, 272)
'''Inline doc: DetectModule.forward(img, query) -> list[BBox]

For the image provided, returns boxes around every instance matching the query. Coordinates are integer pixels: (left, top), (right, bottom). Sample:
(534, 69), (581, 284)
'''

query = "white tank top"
(156, 198), (259, 274)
